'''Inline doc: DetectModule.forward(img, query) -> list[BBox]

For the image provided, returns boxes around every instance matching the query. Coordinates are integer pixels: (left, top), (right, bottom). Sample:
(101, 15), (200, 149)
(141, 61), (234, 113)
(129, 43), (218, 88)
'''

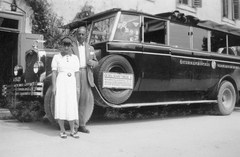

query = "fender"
(42, 73), (52, 96)
(217, 75), (239, 106)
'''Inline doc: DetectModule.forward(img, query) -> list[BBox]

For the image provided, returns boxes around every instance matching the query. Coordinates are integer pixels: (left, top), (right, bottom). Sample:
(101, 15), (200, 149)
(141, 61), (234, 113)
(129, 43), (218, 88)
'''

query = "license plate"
(13, 77), (21, 82)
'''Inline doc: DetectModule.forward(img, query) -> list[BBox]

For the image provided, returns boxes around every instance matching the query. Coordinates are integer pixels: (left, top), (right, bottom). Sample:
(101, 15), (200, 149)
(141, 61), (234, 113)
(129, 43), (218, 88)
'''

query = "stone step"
(0, 108), (13, 119)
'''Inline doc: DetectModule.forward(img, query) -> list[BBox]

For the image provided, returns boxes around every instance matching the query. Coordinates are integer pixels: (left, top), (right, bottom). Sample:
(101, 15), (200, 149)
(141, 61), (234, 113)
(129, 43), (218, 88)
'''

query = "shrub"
(7, 96), (45, 122)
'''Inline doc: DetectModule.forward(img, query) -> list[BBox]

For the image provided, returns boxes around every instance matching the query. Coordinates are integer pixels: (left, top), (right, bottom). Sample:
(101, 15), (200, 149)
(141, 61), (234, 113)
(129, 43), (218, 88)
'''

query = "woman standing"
(51, 36), (80, 139)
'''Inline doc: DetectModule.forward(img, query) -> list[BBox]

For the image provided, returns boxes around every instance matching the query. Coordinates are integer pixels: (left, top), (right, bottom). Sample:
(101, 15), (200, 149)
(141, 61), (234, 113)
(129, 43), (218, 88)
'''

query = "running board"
(108, 100), (218, 108)
(93, 87), (218, 109)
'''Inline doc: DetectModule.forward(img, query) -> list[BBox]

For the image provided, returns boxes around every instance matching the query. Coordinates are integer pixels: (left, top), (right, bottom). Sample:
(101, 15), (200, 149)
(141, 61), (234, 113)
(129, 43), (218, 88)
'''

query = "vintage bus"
(3, 8), (240, 123)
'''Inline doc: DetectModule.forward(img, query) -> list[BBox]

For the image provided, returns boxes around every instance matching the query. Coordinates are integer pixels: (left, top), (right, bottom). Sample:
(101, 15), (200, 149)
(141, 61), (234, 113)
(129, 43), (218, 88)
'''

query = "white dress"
(51, 53), (79, 121)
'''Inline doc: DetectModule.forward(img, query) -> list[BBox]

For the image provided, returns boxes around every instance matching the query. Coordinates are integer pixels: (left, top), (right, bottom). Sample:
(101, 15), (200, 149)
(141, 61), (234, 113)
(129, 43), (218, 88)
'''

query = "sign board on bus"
(103, 72), (134, 89)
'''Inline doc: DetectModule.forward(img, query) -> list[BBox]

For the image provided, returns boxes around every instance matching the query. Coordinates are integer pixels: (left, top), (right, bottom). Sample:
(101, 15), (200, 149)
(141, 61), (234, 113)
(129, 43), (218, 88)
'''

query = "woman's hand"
(76, 87), (80, 95)
(76, 87), (80, 103)
(52, 70), (57, 96)
(52, 86), (56, 95)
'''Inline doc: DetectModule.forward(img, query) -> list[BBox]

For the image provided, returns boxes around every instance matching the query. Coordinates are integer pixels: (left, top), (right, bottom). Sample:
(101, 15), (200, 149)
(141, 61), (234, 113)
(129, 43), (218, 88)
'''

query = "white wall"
(49, 0), (177, 22)
(50, 0), (240, 28)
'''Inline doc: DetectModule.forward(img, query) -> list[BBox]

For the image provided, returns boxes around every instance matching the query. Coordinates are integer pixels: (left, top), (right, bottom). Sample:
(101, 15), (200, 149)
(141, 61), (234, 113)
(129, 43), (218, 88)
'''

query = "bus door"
(139, 17), (171, 91)
(189, 27), (212, 90)
(191, 50), (212, 90)
(169, 24), (212, 91)
(168, 22), (193, 91)
(170, 49), (212, 91)
(170, 47), (194, 91)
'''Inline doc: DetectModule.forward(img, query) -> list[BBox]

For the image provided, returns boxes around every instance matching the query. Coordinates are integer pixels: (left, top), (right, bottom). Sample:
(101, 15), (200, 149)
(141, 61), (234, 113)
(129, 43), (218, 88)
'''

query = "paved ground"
(1, 107), (240, 157)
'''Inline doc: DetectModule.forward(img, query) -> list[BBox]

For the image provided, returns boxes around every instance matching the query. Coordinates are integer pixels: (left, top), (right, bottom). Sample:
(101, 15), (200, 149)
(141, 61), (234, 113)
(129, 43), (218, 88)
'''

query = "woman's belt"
(67, 73), (72, 77)
(58, 71), (74, 77)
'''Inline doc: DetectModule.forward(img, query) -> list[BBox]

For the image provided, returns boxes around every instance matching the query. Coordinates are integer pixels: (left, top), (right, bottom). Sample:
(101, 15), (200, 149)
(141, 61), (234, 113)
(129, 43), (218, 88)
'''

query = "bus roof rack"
(61, 8), (240, 36)
(198, 20), (240, 36)
(156, 10), (240, 36)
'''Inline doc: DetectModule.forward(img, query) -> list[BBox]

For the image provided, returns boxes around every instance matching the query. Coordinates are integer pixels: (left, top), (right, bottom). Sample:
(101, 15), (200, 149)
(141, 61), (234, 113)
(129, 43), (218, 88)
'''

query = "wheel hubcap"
(222, 89), (233, 108)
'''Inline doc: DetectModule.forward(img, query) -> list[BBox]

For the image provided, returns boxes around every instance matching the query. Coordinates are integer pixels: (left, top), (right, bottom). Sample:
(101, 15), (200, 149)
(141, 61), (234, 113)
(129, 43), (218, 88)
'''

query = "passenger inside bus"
(217, 47), (237, 56)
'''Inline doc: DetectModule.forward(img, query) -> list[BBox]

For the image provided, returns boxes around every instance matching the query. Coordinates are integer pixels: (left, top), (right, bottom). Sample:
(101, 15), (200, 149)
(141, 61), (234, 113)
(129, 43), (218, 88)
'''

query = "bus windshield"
(90, 16), (115, 44)
(113, 14), (141, 42)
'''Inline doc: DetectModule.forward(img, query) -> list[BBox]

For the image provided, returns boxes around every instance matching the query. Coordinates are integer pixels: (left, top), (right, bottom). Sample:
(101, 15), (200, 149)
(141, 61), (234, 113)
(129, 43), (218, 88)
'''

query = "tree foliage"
(73, 2), (95, 21)
(68, 2), (95, 38)
(24, 0), (96, 48)
(24, 0), (64, 48)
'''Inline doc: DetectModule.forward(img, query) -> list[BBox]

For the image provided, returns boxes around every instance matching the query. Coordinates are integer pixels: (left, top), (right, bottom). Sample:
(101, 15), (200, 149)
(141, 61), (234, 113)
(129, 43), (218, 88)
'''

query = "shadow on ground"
(1, 103), (235, 128)
(89, 103), (218, 124)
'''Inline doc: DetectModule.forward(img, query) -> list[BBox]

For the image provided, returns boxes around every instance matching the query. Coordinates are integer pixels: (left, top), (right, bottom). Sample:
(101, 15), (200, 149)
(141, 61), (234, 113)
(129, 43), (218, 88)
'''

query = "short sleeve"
(51, 55), (58, 71)
(73, 55), (80, 72)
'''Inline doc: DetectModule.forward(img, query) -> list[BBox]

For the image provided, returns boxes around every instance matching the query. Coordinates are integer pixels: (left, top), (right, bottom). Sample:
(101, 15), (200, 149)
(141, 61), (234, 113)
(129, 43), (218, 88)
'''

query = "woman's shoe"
(70, 132), (79, 139)
(60, 132), (67, 139)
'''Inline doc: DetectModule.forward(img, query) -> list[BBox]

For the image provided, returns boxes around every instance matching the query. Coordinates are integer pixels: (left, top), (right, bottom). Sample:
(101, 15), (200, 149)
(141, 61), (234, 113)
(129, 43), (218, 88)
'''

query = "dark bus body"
(69, 8), (240, 115)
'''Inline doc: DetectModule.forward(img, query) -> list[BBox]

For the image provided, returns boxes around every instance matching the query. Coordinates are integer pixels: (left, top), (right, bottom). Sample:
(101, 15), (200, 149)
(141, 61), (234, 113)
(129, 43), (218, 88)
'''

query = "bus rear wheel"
(215, 81), (236, 115)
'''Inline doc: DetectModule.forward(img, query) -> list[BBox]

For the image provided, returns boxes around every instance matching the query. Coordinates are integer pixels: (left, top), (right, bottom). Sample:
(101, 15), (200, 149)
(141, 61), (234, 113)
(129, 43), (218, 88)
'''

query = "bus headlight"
(33, 61), (44, 74)
(14, 65), (23, 76)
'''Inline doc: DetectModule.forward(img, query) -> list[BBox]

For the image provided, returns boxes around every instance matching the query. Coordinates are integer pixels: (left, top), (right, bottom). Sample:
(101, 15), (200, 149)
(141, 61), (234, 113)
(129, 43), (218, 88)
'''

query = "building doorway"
(0, 31), (18, 99)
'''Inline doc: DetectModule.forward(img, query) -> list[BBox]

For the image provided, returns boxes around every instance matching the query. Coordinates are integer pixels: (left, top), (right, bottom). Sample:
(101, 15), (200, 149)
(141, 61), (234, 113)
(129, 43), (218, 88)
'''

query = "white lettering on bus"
(217, 64), (240, 69)
(180, 59), (210, 67)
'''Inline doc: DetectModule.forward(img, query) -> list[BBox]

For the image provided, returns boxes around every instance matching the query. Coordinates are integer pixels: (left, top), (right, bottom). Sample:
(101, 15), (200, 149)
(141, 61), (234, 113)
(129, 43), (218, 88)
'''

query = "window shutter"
(222, 0), (228, 18)
(233, 0), (239, 19)
(193, 0), (202, 8)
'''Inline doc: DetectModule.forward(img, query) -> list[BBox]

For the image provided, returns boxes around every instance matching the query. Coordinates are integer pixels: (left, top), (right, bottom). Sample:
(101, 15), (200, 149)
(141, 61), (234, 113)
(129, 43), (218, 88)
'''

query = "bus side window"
(144, 17), (166, 45)
(169, 23), (190, 49)
(192, 27), (208, 51)
(211, 31), (226, 52)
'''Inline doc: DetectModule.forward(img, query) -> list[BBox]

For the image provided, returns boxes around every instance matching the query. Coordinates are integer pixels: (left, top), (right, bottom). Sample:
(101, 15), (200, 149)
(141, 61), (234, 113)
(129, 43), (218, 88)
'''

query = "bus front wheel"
(215, 81), (236, 115)
(44, 86), (57, 125)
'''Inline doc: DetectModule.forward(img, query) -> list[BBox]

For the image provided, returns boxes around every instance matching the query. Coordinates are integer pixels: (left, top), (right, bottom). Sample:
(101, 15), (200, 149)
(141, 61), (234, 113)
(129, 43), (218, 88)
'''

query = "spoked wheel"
(44, 86), (74, 129)
(44, 86), (57, 125)
(215, 81), (236, 115)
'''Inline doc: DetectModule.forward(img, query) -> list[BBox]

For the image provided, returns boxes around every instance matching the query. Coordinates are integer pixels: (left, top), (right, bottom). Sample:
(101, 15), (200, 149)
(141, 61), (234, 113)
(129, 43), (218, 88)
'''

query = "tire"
(215, 81), (236, 115)
(44, 86), (57, 125)
(44, 86), (71, 129)
(96, 55), (134, 104)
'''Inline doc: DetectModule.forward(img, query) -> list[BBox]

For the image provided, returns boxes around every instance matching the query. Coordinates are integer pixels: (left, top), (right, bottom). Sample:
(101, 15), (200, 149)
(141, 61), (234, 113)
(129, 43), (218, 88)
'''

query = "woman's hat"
(61, 36), (73, 45)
